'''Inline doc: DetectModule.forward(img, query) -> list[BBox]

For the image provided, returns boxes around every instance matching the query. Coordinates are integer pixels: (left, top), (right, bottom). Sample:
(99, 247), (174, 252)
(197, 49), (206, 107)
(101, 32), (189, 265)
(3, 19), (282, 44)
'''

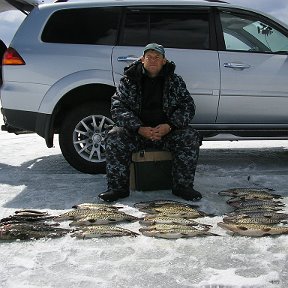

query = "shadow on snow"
(0, 147), (287, 211)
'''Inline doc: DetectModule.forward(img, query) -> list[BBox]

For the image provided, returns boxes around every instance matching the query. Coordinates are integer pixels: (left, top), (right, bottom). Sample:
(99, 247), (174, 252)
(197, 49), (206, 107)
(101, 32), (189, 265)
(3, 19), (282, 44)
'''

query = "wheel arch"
(44, 83), (115, 148)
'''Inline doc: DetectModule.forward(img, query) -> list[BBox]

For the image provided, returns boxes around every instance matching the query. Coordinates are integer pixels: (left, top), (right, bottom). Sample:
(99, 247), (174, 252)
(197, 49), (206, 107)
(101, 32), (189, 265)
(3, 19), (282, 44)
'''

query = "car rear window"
(41, 8), (120, 45)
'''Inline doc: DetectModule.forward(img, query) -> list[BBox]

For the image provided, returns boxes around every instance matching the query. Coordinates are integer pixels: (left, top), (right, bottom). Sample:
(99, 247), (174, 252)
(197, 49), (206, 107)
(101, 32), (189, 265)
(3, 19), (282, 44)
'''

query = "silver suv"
(1, 0), (288, 173)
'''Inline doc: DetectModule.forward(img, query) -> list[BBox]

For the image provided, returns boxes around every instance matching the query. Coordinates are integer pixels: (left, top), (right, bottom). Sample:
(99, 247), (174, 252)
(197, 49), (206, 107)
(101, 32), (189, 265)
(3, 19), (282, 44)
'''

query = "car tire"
(59, 102), (114, 174)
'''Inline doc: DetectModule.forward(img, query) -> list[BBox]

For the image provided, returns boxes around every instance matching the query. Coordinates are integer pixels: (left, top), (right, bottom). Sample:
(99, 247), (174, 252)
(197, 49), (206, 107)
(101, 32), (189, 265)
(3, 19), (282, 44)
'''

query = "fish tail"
(131, 232), (140, 237)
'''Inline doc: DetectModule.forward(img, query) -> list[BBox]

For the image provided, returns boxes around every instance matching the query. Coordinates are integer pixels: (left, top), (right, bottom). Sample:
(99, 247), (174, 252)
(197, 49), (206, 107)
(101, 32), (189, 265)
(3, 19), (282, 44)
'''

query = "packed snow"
(0, 116), (288, 288)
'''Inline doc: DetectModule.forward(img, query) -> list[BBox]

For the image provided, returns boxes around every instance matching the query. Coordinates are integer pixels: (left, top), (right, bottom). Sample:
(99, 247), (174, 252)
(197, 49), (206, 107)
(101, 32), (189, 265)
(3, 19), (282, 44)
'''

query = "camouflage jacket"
(111, 60), (196, 132)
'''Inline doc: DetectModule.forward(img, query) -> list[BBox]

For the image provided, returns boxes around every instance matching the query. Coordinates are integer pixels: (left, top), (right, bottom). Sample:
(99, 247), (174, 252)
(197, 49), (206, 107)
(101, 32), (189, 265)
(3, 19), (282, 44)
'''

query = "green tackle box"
(130, 150), (172, 191)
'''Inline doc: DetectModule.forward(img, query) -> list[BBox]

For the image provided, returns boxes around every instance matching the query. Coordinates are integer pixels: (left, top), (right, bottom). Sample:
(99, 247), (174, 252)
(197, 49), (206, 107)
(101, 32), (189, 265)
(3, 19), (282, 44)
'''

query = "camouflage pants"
(105, 126), (201, 191)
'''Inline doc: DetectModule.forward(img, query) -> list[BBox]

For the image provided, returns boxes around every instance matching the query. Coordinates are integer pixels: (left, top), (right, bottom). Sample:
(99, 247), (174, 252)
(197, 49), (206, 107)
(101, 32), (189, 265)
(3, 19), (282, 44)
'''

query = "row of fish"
(57, 200), (217, 239)
(57, 203), (139, 239)
(217, 187), (288, 237)
(134, 200), (217, 239)
(1, 187), (287, 240)
(0, 200), (215, 240)
(0, 205), (140, 240)
(0, 210), (70, 240)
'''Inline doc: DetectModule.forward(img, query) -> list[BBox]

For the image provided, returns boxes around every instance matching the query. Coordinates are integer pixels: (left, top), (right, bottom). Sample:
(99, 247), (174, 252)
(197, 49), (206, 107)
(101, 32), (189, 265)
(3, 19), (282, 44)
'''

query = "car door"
(112, 7), (220, 124)
(216, 9), (288, 124)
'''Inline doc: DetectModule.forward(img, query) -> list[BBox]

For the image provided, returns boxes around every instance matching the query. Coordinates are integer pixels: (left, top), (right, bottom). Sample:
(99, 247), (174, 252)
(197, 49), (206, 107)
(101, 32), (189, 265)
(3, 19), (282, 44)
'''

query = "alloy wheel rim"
(73, 115), (114, 163)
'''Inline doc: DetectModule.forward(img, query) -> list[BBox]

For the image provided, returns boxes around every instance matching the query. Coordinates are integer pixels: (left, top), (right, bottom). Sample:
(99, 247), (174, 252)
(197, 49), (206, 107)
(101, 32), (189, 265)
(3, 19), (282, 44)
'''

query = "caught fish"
(1, 210), (54, 224)
(139, 225), (217, 239)
(134, 200), (198, 210)
(233, 205), (284, 213)
(223, 215), (286, 225)
(226, 211), (288, 220)
(0, 223), (70, 240)
(71, 225), (139, 238)
(227, 199), (285, 208)
(138, 204), (209, 218)
(139, 223), (209, 231)
(72, 203), (122, 210)
(226, 193), (281, 201)
(14, 209), (50, 216)
(226, 197), (284, 204)
(69, 212), (139, 226)
(0, 218), (60, 226)
(217, 222), (288, 237)
(219, 187), (275, 196)
(1, 215), (54, 224)
(55, 209), (135, 222)
(219, 189), (282, 200)
(139, 215), (212, 229)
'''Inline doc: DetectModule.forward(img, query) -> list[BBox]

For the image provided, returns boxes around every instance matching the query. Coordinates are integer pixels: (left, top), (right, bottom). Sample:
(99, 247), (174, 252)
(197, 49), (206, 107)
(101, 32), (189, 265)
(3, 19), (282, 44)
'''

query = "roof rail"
(204, 0), (229, 3)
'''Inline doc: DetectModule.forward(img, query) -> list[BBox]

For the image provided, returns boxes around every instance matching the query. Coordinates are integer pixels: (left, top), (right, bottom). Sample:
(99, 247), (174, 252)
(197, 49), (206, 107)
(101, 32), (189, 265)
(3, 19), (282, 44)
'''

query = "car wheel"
(59, 103), (114, 174)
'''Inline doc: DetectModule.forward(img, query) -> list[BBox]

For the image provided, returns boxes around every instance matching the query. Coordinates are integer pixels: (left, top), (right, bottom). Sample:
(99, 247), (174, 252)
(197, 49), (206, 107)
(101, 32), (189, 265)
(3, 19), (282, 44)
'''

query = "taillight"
(2, 47), (25, 65)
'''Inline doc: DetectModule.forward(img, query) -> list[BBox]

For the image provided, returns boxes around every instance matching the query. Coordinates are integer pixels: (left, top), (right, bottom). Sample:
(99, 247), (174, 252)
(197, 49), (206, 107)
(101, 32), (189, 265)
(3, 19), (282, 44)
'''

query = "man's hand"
(138, 124), (171, 141)
(138, 127), (155, 140)
(153, 124), (171, 140)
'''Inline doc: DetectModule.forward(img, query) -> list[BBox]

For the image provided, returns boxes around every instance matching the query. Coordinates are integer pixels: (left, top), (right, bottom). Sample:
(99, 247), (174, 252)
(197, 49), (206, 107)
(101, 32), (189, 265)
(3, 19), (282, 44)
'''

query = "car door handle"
(117, 56), (139, 62)
(223, 62), (251, 70)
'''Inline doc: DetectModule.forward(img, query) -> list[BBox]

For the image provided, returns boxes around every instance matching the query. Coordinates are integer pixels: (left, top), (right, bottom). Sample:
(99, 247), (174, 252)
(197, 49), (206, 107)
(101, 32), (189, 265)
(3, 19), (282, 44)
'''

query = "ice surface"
(0, 117), (288, 288)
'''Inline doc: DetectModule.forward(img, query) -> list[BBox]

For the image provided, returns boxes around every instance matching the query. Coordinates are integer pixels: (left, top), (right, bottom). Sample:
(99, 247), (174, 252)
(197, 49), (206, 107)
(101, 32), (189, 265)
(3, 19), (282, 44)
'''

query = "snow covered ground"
(0, 116), (288, 288)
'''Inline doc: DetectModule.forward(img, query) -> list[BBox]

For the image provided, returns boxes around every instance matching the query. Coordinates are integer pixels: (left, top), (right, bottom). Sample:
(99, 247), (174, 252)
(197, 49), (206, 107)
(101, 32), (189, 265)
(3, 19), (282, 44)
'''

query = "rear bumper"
(1, 108), (54, 147)
(1, 107), (36, 132)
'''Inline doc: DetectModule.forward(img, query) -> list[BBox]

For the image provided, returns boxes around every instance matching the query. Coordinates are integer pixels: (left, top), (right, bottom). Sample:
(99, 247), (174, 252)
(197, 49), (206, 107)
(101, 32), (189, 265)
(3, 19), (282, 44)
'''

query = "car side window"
(121, 10), (210, 49)
(220, 11), (288, 53)
(121, 12), (148, 46)
(42, 8), (120, 45)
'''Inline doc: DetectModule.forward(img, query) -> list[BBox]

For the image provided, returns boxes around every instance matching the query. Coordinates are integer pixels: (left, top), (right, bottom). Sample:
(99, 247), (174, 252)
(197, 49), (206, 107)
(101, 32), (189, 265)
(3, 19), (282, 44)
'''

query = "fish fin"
(101, 232), (115, 237)
(238, 226), (249, 231)
(208, 232), (220, 236)
(186, 204), (200, 209)
(206, 213), (216, 217)
(108, 218), (117, 222)
(128, 217), (139, 222)
(262, 228), (272, 232)
(198, 210), (213, 217)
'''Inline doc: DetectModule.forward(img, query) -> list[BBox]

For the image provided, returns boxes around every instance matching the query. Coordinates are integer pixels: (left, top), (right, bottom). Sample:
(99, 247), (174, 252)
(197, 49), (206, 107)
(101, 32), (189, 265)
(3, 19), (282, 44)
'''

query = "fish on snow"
(71, 225), (139, 238)
(217, 222), (288, 237)
(219, 188), (282, 201)
(69, 212), (139, 226)
(139, 225), (218, 239)
(139, 215), (212, 229)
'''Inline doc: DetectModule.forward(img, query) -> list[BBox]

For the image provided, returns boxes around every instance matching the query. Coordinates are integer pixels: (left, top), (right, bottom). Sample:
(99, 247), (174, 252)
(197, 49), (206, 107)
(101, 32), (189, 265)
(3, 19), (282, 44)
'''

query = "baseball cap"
(143, 43), (165, 56)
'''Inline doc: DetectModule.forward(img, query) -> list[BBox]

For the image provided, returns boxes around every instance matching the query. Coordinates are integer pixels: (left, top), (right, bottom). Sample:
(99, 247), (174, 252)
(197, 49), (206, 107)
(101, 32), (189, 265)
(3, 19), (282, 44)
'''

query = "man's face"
(141, 50), (166, 78)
